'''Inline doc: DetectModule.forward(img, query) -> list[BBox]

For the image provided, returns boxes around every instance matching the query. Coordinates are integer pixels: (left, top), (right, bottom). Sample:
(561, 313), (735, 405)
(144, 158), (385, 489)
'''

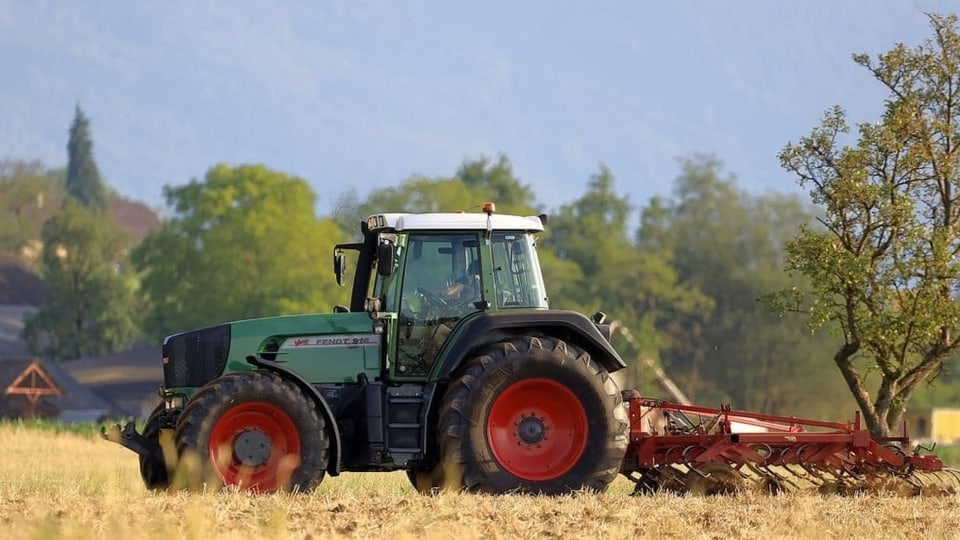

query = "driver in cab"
(440, 259), (481, 301)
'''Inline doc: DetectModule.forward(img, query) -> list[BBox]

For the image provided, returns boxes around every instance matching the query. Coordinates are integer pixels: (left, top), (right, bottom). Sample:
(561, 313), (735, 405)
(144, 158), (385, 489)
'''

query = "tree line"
(4, 13), (960, 435)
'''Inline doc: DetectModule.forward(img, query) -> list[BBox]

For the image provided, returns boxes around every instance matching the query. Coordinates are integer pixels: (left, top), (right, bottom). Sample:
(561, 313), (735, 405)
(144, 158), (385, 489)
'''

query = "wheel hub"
(517, 415), (547, 445)
(233, 428), (272, 467)
(486, 377), (589, 481)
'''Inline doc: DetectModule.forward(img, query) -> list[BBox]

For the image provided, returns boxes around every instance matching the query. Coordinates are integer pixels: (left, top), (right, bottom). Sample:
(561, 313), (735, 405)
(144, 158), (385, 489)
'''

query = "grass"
(1, 422), (960, 539)
(0, 418), (109, 439)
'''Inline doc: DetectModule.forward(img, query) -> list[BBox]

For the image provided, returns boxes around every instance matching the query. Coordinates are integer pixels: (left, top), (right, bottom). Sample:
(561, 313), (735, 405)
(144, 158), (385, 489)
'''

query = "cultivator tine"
(799, 462), (834, 486)
(628, 465), (688, 495)
(903, 471), (927, 491)
(627, 469), (657, 496)
(683, 462), (746, 495)
(765, 467), (798, 492)
(779, 463), (810, 484)
(622, 395), (957, 496)
(661, 466), (687, 493)
(944, 468), (960, 483)
(911, 468), (960, 495)
(745, 463), (793, 493)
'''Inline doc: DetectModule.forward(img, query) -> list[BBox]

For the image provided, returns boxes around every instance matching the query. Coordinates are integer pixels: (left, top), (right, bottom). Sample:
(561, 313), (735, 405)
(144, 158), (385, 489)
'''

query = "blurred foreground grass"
(1, 422), (959, 540)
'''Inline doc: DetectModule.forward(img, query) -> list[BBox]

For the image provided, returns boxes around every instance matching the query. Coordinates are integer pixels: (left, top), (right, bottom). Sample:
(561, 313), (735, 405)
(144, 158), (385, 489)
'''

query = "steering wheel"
(416, 286), (447, 311)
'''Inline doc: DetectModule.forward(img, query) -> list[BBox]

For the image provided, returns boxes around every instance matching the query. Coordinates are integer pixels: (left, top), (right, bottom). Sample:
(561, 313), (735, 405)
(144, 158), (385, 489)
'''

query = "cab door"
(388, 233), (483, 377)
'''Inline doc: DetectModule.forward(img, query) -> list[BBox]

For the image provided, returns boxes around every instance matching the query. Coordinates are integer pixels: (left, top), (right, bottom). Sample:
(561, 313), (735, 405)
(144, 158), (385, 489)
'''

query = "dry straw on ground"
(1, 424), (959, 540)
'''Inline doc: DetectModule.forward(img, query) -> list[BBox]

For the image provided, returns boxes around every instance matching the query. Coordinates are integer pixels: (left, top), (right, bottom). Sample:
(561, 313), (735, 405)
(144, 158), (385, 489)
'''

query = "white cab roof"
(366, 212), (544, 232)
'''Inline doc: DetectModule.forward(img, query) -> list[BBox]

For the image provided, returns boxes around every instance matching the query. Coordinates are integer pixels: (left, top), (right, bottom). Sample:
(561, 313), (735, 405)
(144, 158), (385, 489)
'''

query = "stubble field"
(1, 423), (959, 540)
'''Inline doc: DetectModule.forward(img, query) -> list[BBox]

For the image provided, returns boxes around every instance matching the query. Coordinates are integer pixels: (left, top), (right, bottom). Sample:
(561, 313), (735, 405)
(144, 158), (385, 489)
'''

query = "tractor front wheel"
(173, 371), (328, 493)
(405, 466), (443, 494)
(437, 336), (628, 494)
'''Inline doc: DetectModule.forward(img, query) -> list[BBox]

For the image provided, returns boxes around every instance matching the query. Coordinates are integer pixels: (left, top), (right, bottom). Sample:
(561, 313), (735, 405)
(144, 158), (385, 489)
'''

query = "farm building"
(1, 303), (162, 421)
(903, 408), (960, 444)
(0, 357), (61, 418)
(0, 356), (122, 421)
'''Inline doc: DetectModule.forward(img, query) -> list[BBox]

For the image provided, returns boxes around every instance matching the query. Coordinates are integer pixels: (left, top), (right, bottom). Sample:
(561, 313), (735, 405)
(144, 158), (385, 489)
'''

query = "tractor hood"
(162, 312), (382, 390)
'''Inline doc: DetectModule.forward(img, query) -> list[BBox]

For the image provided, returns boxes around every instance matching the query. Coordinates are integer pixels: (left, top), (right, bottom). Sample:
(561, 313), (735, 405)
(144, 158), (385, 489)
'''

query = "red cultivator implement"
(620, 391), (960, 495)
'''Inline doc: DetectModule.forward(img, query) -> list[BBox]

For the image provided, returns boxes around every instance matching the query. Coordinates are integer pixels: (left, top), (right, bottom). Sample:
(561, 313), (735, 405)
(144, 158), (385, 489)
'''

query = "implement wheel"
(173, 371), (328, 493)
(437, 336), (628, 494)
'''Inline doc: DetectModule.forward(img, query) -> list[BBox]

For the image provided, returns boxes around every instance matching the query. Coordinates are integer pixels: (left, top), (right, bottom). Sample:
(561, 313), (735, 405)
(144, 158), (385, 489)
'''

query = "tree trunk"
(833, 341), (888, 436)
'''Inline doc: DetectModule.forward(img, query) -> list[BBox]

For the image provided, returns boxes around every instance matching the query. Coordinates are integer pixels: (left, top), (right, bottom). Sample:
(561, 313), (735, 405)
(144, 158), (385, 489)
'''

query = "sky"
(1, 1), (957, 216)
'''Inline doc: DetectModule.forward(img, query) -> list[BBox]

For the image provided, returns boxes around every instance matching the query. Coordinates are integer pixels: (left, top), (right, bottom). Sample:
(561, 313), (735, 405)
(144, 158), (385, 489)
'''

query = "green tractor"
(105, 205), (629, 494)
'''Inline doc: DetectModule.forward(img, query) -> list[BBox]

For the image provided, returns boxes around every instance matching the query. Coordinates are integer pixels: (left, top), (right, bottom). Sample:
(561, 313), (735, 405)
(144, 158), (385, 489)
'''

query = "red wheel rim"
(208, 401), (301, 491)
(486, 378), (588, 481)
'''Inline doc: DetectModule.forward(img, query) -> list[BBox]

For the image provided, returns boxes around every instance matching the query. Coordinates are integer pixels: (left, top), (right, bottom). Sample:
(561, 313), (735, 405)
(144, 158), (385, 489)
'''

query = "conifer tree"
(65, 105), (107, 210)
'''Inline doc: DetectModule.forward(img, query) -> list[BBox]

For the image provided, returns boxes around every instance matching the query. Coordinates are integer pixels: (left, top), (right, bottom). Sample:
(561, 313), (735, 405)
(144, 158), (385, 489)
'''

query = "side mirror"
(377, 242), (395, 277)
(333, 251), (346, 287)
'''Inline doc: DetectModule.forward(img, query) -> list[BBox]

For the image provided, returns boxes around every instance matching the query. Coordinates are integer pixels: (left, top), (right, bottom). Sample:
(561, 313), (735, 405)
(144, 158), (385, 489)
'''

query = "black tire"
(173, 371), (329, 493)
(405, 467), (442, 494)
(139, 403), (180, 490)
(437, 335), (628, 494)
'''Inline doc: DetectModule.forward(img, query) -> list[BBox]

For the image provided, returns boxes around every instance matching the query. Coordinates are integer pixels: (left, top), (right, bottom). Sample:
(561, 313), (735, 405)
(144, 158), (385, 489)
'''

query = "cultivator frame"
(620, 392), (960, 495)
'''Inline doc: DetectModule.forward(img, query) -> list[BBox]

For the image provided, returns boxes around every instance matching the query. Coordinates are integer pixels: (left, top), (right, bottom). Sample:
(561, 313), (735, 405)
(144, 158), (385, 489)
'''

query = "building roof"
(61, 345), (160, 384)
(60, 346), (161, 408)
(108, 198), (162, 241)
(0, 305), (36, 358)
(0, 357), (35, 391)
(0, 356), (120, 415)
(0, 255), (46, 305)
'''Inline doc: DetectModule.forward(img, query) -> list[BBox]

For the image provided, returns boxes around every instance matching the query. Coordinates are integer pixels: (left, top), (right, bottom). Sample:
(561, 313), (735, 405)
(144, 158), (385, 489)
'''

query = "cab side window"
(395, 234), (481, 375)
(491, 233), (546, 308)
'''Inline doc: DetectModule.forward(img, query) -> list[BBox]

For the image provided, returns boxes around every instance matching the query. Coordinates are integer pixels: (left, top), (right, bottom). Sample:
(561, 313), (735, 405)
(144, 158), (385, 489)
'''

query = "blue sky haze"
(1, 1), (955, 214)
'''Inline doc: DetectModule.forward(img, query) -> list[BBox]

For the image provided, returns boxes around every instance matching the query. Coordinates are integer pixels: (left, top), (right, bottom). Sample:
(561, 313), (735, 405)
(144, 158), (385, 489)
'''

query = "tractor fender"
(246, 355), (343, 476)
(433, 309), (628, 382)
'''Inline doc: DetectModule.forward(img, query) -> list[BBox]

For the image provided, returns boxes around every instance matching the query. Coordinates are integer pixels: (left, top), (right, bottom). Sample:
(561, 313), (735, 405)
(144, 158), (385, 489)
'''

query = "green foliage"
(455, 154), (540, 214)
(904, 352), (960, 408)
(362, 176), (478, 215)
(638, 155), (851, 417)
(344, 156), (846, 413)
(543, 165), (713, 393)
(23, 199), (140, 360)
(65, 105), (107, 210)
(0, 160), (62, 258)
(930, 444), (960, 467)
(334, 155), (541, 237)
(131, 164), (350, 338)
(776, 13), (960, 435)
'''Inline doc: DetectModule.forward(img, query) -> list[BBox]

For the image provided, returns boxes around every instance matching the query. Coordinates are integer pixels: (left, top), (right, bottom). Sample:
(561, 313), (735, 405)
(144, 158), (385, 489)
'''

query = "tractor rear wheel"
(173, 371), (328, 493)
(437, 336), (628, 494)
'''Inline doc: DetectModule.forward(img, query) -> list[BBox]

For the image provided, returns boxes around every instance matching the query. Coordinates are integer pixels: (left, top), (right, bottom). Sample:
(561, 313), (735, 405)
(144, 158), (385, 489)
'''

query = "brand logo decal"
(280, 334), (379, 349)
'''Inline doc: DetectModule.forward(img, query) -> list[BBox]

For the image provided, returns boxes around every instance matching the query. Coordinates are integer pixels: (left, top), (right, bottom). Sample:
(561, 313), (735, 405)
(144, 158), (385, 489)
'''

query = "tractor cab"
(335, 204), (549, 376)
